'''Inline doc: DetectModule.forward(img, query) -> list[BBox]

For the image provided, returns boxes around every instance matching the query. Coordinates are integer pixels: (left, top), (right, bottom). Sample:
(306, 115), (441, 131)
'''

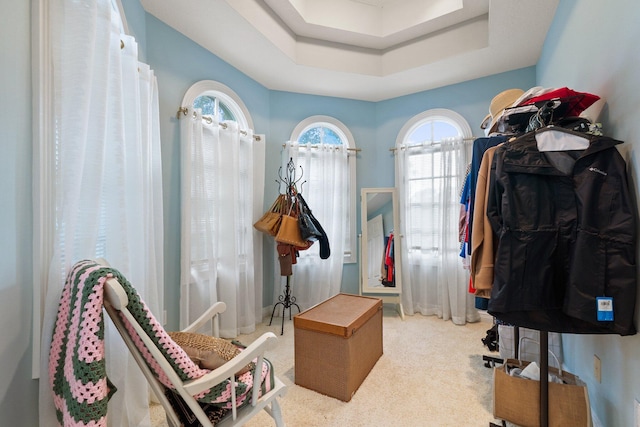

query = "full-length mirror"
(360, 188), (404, 318)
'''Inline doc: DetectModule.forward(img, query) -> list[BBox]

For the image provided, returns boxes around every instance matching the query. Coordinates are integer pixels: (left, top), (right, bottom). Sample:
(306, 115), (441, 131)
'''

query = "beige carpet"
(152, 307), (508, 427)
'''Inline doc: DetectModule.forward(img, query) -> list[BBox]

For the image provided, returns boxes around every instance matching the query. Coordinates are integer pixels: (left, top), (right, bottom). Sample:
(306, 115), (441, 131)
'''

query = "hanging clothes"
(464, 136), (507, 300)
(467, 135), (508, 253)
(470, 144), (502, 298)
(458, 166), (472, 269)
(486, 131), (637, 335)
(382, 233), (395, 287)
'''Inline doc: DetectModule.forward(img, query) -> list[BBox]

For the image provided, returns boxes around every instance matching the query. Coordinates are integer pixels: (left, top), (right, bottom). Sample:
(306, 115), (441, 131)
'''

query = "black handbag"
(297, 194), (322, 241)
(296, 194), (330, 259)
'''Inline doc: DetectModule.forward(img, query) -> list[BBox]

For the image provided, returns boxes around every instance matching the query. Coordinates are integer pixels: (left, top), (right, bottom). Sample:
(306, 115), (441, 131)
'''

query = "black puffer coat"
(487, 131), (637, 335)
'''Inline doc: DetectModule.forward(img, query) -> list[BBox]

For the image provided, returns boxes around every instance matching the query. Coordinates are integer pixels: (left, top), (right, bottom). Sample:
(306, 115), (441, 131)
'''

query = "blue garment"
(459, 171), (471, 259)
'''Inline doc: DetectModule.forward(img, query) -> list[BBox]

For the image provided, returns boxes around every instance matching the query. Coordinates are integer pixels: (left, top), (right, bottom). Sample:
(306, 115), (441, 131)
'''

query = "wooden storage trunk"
(293, 293), (383, 402)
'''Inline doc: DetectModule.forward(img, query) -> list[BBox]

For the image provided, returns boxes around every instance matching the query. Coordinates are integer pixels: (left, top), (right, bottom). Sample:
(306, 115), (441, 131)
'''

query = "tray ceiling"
(141, 0), (559, 101)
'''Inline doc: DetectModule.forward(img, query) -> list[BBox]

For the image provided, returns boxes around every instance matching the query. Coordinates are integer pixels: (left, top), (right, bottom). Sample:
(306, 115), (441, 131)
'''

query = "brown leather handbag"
(253, 194), (285, 236)
(275, 199), (310, 248)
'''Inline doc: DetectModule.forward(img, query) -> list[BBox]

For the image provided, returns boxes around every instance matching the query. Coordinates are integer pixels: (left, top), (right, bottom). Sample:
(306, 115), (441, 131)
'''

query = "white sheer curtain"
(277, 142), (347, 310)
(396, 136), (479, 325)
(180, 110), (265, 337)
(38, 1), (163, 426)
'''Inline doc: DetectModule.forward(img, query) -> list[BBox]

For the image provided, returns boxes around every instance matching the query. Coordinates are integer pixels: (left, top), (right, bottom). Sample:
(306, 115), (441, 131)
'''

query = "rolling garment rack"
(269, 158), (302, 334)
(484, 93), (630, 427)
(489, 101), (561, 427)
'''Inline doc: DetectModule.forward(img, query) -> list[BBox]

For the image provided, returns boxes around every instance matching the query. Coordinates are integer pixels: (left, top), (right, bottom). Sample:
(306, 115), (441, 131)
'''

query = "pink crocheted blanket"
(49, 260), (274, 426)
(49, 260), (116, 426)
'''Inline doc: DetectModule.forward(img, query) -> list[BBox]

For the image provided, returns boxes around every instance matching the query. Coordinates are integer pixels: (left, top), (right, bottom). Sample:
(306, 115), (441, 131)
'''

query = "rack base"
(269, 275), (300, 335)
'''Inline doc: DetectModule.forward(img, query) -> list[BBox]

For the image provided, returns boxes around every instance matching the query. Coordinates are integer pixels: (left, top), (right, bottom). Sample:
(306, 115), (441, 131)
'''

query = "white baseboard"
(261, 305), (273, 320)
(591, 409), (603, 427)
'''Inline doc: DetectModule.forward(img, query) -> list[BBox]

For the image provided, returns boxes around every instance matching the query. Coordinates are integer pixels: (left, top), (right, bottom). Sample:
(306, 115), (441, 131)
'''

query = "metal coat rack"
(269, 158), (303, 335)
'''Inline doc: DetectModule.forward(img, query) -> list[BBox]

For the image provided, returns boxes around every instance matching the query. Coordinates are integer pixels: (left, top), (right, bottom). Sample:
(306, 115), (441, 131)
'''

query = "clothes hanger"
(524, 99), (590, 152)
(534, 125), (590, 152)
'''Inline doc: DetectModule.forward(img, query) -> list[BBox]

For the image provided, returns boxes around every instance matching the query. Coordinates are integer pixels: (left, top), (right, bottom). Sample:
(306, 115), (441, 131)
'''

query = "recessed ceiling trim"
(289, 14), (489, 77)
(140, 0), (560, 101)
(382, 14), (488, 75)
(263, 0), (488, 50)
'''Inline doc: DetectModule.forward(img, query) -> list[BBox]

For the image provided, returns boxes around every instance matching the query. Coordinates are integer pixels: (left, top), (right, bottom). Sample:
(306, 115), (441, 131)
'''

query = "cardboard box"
(293, 293), (383, 402)
(493, 359), (591, 427)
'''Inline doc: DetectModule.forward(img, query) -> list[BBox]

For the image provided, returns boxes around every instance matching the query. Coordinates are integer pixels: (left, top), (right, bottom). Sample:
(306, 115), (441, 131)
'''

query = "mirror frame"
(360, 187), (402, 295)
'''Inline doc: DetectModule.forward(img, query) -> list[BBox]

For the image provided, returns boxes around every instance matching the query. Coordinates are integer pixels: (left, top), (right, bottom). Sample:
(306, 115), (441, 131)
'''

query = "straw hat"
(480, 88), (525, 131)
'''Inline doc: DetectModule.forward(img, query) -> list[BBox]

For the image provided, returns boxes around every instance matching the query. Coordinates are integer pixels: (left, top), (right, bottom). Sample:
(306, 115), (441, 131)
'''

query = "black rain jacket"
(486, 131), (637, 335)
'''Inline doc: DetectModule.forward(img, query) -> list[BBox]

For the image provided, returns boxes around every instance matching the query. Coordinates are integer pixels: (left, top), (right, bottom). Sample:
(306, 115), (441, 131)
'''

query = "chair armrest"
(182, 332), (278, 396)
(181, 301), (227, 334)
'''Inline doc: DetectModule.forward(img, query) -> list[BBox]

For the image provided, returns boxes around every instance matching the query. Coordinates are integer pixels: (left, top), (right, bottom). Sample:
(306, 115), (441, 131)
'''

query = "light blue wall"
(536, 1), (640, 426)
(120, 0), (147, 63)
(0, 2), (37, 427)
(375, 67), (536, 147)
(142, 11), (535, 305)
(144, 12), (536, 306)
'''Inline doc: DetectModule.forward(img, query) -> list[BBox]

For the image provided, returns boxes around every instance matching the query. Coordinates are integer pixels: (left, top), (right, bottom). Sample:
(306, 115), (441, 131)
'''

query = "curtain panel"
(396, 137), (479, 325)
(180, 110), (265, 337)
(38, 1), (164, 425)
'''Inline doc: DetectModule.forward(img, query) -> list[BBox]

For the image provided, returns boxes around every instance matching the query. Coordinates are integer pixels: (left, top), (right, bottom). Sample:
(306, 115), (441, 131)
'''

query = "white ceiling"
(140, 0), (560, 101)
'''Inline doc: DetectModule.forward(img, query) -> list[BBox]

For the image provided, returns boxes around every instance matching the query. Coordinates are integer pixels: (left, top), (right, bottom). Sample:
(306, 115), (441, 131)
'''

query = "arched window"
(193, 95), (236, 122)
(181, 80), (253, 130)
(396, 109), (472, 253)
(395, 108), (475, 321)
(179, 80), (265, 335)
(296, 123), (344, 145)
(398, 108), (472, 147)
(290, 116), (357, 264)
